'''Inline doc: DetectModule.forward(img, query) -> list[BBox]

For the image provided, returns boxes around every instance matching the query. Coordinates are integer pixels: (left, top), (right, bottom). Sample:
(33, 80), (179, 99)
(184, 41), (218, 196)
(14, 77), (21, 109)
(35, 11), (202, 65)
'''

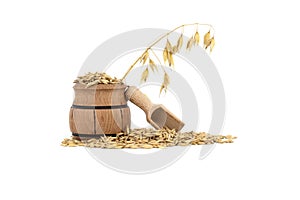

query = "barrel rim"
(73, 83), (127, 90)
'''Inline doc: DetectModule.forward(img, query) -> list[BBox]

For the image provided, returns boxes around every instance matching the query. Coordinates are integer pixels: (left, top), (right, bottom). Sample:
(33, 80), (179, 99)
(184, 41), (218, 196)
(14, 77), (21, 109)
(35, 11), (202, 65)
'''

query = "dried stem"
(149, 48), (166, 73)
(120, 23), (214, 81)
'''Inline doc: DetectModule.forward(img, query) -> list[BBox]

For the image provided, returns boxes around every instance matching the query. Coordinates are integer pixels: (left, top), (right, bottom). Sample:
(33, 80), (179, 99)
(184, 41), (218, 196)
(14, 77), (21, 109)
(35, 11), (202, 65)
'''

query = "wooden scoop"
(125, 86), (184, 131)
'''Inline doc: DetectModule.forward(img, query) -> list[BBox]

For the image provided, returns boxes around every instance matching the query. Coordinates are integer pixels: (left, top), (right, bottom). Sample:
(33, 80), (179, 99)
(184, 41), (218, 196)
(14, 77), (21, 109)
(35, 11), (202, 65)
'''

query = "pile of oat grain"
(61, 128), (236, 148)
(73, 72), (121, 87)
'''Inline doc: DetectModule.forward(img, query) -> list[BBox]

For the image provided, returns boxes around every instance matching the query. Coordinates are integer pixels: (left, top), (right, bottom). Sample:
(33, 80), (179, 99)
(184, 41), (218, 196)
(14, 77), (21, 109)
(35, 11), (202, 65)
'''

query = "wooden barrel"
(69, 83), (131, 139)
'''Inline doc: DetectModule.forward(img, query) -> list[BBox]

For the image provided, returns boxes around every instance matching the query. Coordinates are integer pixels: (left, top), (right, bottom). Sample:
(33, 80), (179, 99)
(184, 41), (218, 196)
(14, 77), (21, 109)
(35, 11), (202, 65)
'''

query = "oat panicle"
(120, 23), (215, 94)
(74, 24), (216, 93)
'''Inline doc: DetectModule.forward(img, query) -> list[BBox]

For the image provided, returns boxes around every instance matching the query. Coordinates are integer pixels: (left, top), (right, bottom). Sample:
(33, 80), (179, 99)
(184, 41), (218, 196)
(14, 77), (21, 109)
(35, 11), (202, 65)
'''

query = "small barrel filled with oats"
(69, 72), (131, 140)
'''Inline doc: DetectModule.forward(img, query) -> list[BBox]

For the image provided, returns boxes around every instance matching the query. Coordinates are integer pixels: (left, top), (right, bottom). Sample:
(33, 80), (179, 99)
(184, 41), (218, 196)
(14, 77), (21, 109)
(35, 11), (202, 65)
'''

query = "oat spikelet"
(209, 37), (215, 52)
(140, 68), (149, 82)
(205, 36), (215, 51)
(167, 51), (173, 67)
(172, 45), (178, 54)
(169, 52), (174, 67)
(160, 84), (166, 95)
(194, 31), (200, 45)
(176, 34), (183, 50)
(186, 36), (194, 51)
(163, 48), (168, 63)
(204, 31), (211, 48)
(149, 59), (157, 72)
(164, 72), (170, 86)
(167, 51), (170, 66)
(166, 39), (172, 52)
(160, 72), (170, 95)
(141, 51), (149, 65)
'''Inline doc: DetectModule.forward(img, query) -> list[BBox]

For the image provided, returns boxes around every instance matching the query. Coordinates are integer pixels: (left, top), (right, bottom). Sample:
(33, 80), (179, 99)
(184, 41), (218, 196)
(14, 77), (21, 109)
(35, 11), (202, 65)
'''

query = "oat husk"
(61, 128), (237, 148)
(73, 72), (121, 88)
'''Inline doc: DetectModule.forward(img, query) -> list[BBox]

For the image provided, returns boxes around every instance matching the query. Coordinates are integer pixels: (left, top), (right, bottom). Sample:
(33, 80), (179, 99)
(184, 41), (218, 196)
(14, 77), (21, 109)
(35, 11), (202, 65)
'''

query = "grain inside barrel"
(69, 83), (130, 139)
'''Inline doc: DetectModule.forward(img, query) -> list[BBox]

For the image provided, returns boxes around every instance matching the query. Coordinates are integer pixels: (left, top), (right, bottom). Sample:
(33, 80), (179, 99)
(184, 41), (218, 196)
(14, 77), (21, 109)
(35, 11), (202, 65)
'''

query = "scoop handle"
(125, 86), (153, 115)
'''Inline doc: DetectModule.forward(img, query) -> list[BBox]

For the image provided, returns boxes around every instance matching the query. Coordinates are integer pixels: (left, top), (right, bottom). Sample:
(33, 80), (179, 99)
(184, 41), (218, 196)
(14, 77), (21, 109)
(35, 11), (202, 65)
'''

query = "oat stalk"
(120, 23), (215, 94)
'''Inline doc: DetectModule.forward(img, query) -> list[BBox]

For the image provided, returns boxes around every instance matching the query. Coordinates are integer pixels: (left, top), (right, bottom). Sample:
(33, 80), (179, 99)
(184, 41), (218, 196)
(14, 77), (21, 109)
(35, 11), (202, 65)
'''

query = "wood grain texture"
(95, 107), (130, 134)
(125, 86), (185, 131)
(69, 108), (94, 134)
(151, 105), (185, 131)
(125, 86), (152, 114)
(73, 83), (127, 106)
(69, 84), (131, 136)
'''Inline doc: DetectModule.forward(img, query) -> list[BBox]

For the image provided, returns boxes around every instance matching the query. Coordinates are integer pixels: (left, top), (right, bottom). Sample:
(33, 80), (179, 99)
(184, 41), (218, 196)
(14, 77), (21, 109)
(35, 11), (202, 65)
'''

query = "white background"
(1, 0), (300, 199)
